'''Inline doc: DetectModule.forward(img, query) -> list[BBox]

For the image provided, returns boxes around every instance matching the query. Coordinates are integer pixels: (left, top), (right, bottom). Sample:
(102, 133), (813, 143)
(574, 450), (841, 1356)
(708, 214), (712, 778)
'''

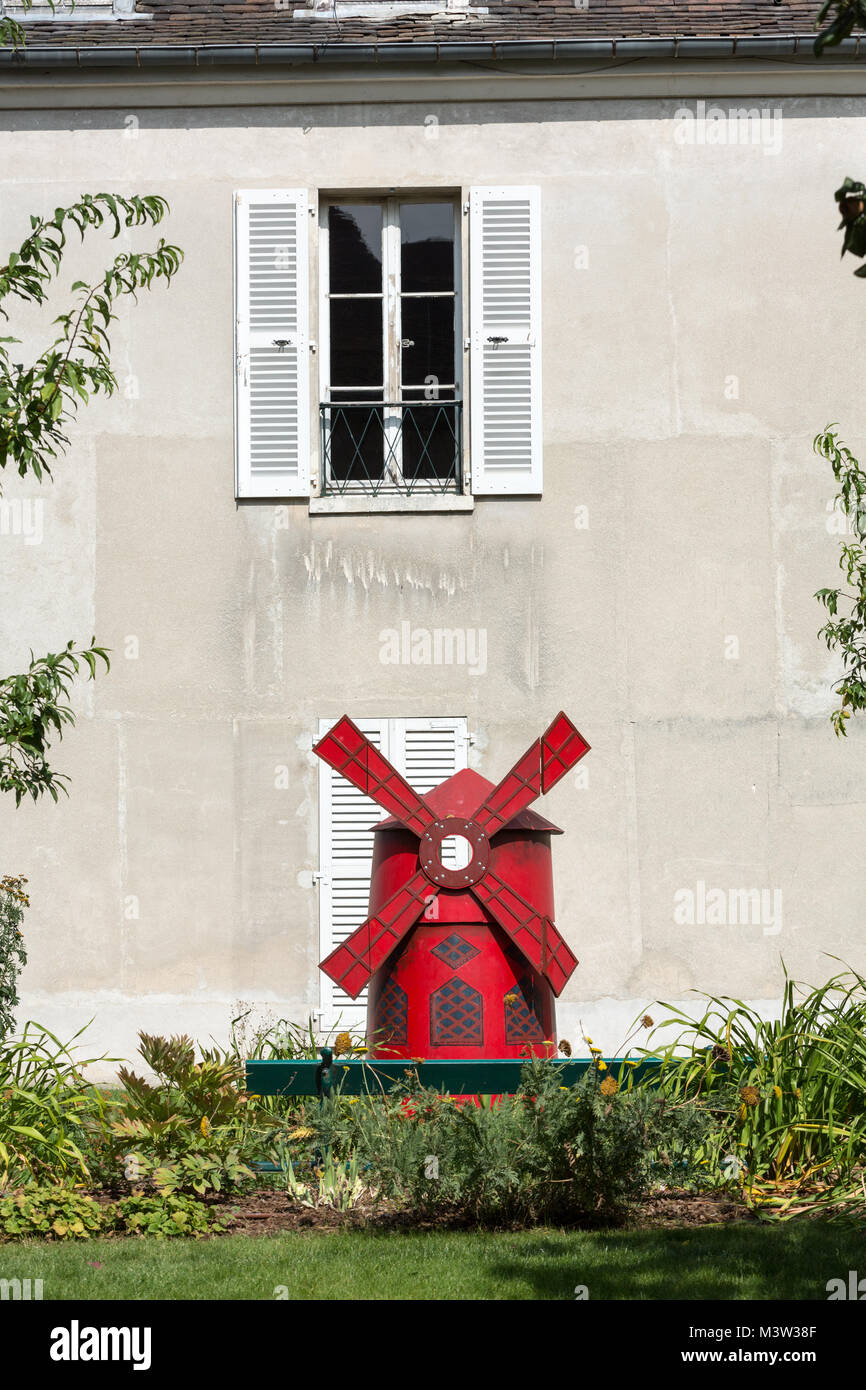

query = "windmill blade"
(319, 870), (439, 999)
(470, 867), (578, 996)
(471, 711), (590, 836)
(314, 715), (437, 837)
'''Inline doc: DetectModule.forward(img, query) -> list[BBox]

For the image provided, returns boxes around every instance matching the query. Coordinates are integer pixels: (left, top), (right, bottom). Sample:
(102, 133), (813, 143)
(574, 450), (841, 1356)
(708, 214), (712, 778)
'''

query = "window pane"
(399, 395), (460, 482)
(400, 202), (454, 293)
(328, 204), (383, 294)
(326, 396), (385, 485)
(329, 299), (383, 387)
(400, 297), (455, 388)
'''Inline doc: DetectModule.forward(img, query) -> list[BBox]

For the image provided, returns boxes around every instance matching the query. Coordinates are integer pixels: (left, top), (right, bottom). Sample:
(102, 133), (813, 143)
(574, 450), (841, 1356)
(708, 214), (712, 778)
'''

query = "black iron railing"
(320, 400), (463, 497)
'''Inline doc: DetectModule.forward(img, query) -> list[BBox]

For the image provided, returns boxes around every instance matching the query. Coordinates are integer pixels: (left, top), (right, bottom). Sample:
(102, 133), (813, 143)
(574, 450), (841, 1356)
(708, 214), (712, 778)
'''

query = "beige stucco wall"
(2, 63), (866, 1069)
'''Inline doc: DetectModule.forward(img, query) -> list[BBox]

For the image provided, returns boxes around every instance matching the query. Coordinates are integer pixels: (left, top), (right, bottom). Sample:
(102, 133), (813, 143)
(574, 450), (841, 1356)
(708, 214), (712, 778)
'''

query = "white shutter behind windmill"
(469, 186), (542, 496)
(318, 716), (469, 1031)
(235, 190), (310, 499)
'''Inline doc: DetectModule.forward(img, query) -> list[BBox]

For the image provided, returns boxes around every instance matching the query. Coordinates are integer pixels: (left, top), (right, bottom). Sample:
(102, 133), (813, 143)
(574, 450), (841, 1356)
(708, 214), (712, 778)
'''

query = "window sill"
(309, 494), (475, 516)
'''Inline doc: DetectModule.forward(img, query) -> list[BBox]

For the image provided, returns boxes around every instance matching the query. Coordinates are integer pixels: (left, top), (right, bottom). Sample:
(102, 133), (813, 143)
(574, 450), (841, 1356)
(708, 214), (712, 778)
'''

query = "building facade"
(2, 0), (866, 1066)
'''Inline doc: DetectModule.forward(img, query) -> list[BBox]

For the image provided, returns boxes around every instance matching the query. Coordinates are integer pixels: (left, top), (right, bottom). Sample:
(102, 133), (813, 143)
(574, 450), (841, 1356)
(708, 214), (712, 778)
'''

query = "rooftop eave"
(1, 32), (864, 68)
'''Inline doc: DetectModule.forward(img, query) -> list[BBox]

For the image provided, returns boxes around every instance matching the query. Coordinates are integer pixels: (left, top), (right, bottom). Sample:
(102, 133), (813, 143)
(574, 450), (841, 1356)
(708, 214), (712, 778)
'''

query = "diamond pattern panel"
(430, 978), (483, 1047)
(430, 933), (480, 970)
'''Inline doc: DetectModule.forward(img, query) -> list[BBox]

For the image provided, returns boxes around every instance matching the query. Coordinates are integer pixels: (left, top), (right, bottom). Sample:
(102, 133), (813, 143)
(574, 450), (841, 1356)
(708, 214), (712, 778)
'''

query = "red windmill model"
(315, 713), (590, 1060)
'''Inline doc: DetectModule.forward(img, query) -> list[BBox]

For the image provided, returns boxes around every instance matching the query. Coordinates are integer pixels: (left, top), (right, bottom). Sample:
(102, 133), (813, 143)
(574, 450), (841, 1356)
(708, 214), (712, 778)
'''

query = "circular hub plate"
(419, 817), (489, 890)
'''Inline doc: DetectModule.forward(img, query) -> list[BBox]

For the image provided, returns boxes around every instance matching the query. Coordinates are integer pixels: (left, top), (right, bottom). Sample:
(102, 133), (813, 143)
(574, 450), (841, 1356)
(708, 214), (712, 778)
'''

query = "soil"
(214, 1186), (753, 1237)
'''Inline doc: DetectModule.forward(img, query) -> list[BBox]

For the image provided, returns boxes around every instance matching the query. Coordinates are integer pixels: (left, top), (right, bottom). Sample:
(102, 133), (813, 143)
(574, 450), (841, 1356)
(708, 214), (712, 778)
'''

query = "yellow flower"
(200, 1116), (211, 1138)
(773, 1085), (782, 1099)
(624, 1059), (639, 1067)
(334, 1031), (352, 1057)
(600, 1075), (618, 1096)
(287, 1125), (315, 1139)
(596, 1060), (608, 1071)
(504, 994), (518, 1007)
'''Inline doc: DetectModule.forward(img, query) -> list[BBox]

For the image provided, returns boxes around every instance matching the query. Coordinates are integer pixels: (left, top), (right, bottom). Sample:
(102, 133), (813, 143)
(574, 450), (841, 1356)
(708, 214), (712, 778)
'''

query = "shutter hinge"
(311, 871), (328, 885)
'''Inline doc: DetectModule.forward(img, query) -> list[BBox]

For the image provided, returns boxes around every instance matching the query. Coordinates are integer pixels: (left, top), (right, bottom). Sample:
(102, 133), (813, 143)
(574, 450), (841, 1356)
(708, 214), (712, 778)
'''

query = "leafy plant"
(0, 1022), (110, 1189)
(0, 644), (110, 805)
(0, 875), (28, 1037)
(0, 1187), (106, 1240)
(111, 1033), (263, 1196)
(284, 1153), (368, 1212)
(1, 192), (182, 484)
(0, 0), (31, 52)
(814, 0), (866, 55)
(0, 190), (181, 804)
(813, 426), (866, 734)
(113, 1192), (225, 1239)
(309, 1057), (703, 1227)
(644, 964), (866, 1216)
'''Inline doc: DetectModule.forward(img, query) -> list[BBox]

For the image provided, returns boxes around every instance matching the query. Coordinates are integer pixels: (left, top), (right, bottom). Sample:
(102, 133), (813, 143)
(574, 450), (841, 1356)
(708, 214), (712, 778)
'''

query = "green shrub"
(0, 875), (28, 1040)
(310, 1057), (709, 1227)
(0, 1187), (106, 1240)
(111, 1033), (265, 1195)
(113, 1192), (225, 1239)
(0, 1022), (111, 1188)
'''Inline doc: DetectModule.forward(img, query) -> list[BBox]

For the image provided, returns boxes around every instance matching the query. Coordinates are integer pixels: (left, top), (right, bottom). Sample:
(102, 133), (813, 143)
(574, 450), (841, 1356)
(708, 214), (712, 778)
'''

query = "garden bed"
(210, 1186), (752, 1237)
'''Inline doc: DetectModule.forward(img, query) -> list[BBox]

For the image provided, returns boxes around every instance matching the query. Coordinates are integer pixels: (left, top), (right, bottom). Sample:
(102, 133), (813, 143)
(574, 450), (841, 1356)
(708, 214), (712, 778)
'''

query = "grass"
(0, 1222), (862, 1300)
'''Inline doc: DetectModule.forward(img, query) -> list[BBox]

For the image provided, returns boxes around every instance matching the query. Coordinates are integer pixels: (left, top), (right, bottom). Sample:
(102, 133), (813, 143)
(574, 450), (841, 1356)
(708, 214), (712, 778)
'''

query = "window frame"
(316, 192), (466, 503)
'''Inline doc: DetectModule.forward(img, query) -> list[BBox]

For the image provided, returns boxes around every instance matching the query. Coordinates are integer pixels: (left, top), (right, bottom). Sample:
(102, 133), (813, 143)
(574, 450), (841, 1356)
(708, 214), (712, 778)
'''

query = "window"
(234, 186), (542, 507)
(317, 716), (469, 1030)
(320, 197), (462, 497)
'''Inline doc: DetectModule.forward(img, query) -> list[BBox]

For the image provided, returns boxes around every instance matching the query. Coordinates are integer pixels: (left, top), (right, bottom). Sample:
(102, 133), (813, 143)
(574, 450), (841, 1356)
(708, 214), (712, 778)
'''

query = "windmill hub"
(418, 816), (490, 890)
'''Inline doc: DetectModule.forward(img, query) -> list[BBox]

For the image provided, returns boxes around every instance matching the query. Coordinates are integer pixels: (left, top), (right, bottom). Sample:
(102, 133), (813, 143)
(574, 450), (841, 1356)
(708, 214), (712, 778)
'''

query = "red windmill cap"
(368, 766), (563, 834)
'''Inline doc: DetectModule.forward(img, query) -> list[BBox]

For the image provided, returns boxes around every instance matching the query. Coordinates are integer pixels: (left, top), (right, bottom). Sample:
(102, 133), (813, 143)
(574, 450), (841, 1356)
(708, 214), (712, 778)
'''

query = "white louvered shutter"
(317, 717), (469, 1032)
(235, 190), (310, 498)
(469, 186), (542, 495)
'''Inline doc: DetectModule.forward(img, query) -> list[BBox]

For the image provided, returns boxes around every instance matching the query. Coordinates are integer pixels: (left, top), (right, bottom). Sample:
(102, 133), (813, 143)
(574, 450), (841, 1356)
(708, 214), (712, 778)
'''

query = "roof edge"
(1, 33), (864, 68)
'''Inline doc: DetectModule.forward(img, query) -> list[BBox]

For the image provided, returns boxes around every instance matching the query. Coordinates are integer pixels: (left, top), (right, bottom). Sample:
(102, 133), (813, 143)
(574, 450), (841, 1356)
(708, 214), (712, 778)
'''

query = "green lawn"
(1, 1222), (862, 1299)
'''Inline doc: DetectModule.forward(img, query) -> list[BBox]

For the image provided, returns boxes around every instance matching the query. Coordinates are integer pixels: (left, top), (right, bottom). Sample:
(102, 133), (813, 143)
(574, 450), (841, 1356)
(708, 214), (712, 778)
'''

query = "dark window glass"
(328, 204), (383, 294)
(326, 397), (385, 484)
(400, 202), (454, 293)
(329, 299), (383, 387)
(400, 390), (459, 482)
(400, 297), (455, 387)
